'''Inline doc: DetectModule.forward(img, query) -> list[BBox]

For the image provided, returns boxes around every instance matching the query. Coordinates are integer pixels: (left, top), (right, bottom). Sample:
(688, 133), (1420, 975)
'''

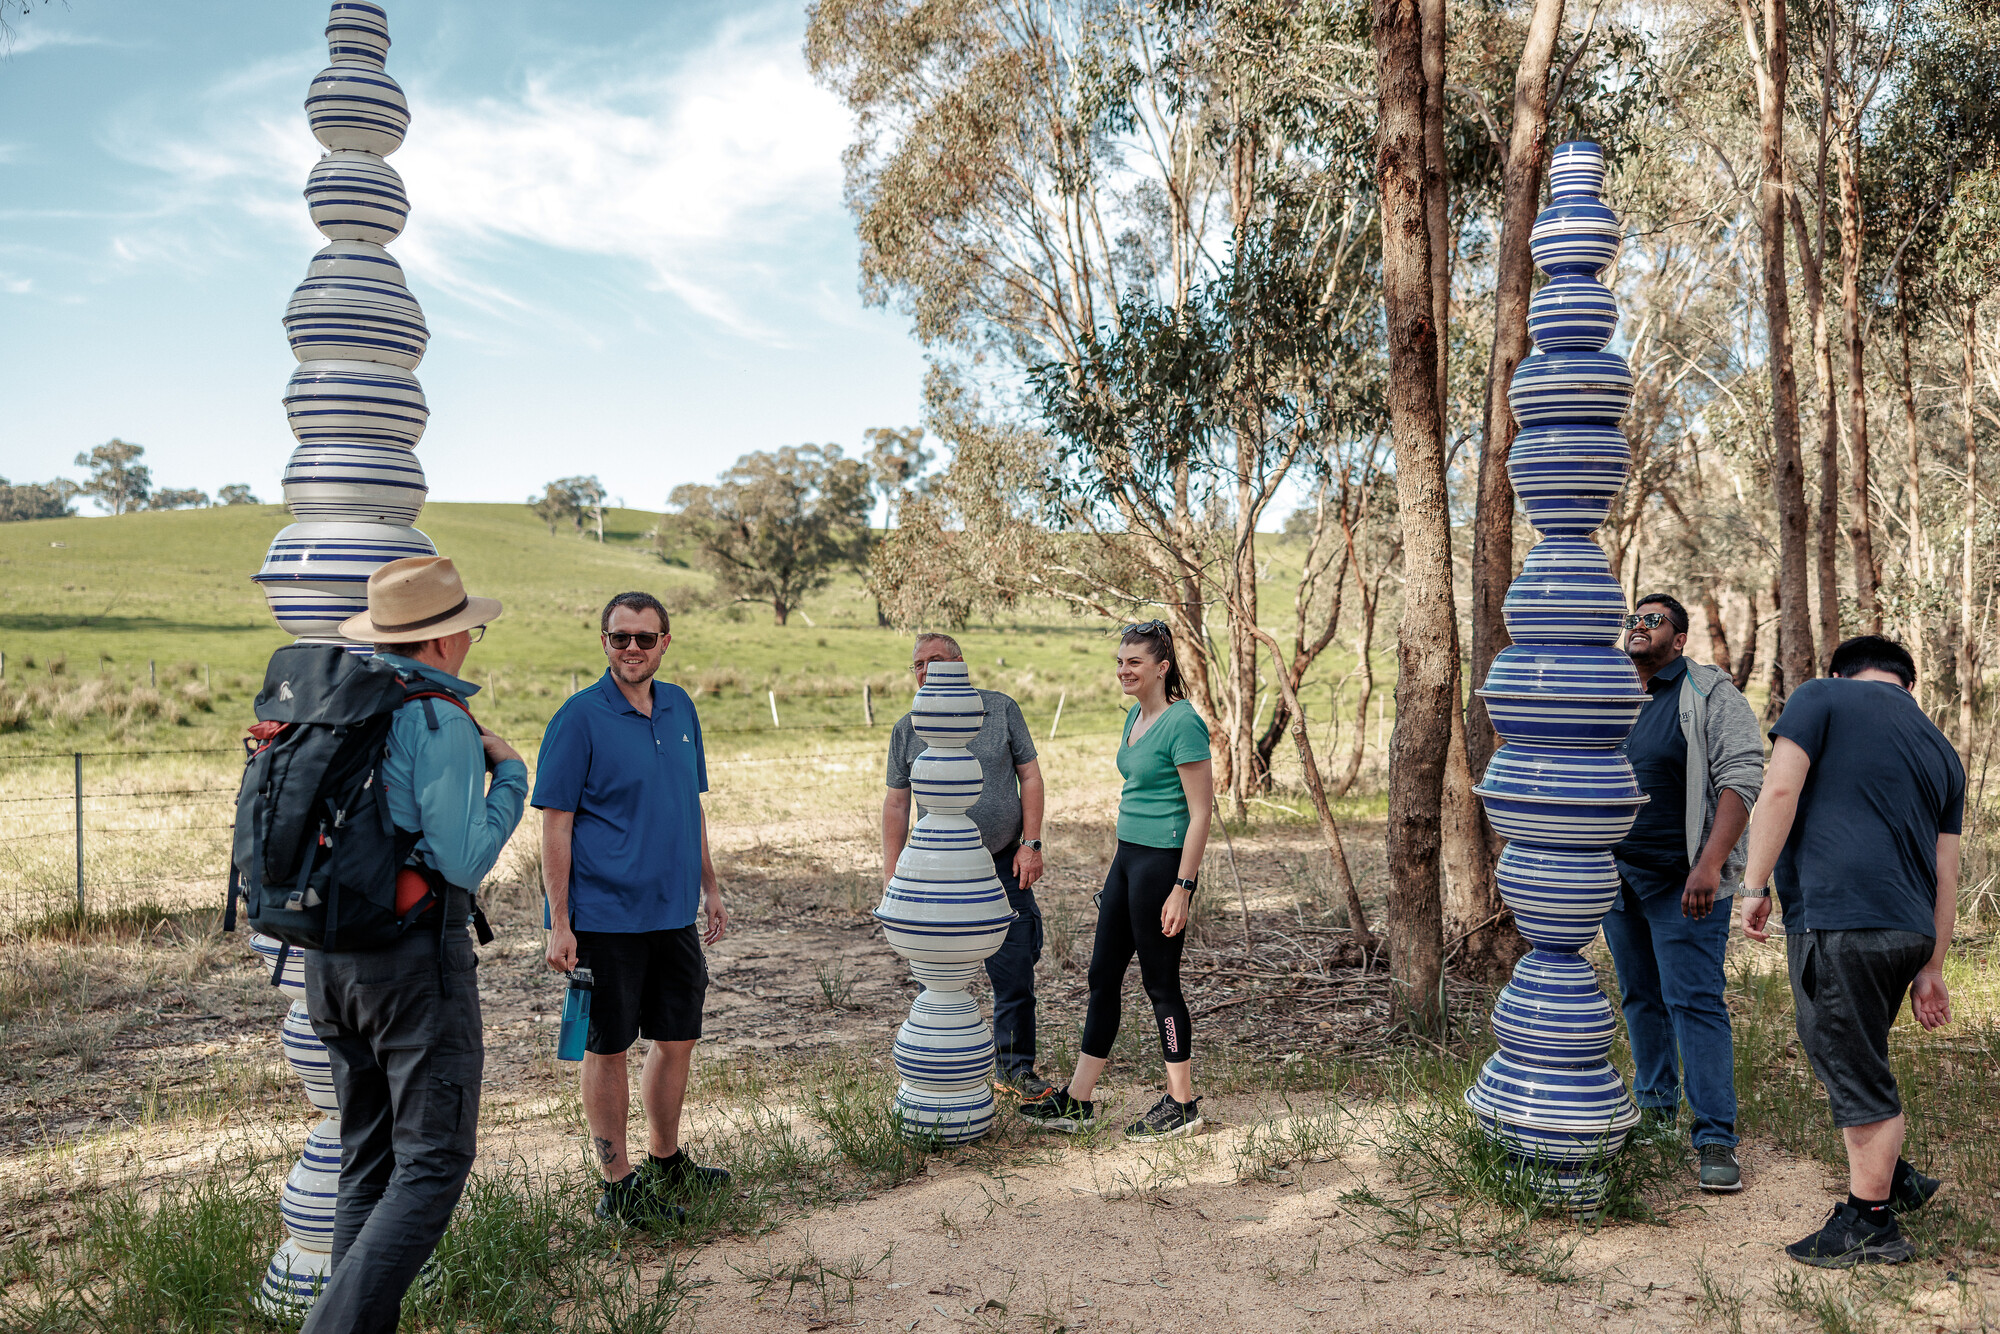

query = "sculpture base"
(256, 1237), (330, 1318)
(1498, 1154), (1614, 1218)
(893, 1082), (997, 1144)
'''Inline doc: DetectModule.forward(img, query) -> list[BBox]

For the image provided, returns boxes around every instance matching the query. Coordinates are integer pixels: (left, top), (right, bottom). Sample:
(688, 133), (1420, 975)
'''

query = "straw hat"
(339, 555), (502, 643)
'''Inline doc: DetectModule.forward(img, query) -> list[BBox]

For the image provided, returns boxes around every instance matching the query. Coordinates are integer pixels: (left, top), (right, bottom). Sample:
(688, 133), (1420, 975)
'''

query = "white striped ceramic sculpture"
(248, 933), (343, 1314)
(1469, 140), (1643, 1215)
(874, 662), (1016, 1142)
(254, 1), (434, 649)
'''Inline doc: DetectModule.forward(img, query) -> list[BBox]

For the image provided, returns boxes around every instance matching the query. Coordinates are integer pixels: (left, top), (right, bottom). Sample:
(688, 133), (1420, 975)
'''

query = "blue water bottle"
(556, 968), (593, 1062)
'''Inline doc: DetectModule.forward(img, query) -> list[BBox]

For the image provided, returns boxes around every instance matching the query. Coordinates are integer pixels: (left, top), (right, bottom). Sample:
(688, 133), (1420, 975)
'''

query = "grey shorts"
(1786, 928), (1933, 1128)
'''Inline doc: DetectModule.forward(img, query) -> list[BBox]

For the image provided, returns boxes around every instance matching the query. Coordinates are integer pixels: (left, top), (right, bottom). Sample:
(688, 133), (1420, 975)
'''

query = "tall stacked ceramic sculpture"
(247, 3), (427, 1313)
(254, 0), (434, 650)
(873, 662), (1016, 1142)
(1468, 140), (1644, 1215)
(248, 934), (345, 1313)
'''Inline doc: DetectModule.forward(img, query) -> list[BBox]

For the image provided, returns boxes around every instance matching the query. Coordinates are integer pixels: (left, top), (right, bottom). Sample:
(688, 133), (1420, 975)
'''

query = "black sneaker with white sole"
(1784, 1202), (1915, 1268)
(1126, 1093), (1203, 1142)
(1017, 1087), (1095, 1133)
(1697, 1143), (1743, 1193)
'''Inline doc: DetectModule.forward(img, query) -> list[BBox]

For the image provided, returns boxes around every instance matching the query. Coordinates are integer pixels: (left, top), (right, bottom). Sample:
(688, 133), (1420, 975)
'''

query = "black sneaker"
(1125, 1093), (1203, 1142)
(1698, 1144), (1743, 1193)
(595, 1171), (685, 1228)
(1784, 1202), (1915, 1268)
(1017, 1087), (1095, 1133)
(998, 1070), (1058, 1103)
(1890, 1159), (1941, 1215)
(644, 1149), (731, 1200)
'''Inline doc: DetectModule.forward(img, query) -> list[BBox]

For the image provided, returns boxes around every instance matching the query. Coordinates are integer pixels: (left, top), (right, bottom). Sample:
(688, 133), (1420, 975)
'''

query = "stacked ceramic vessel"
(1468, 140), (1643, 1215)
(873, 662), (1016, 1142)
(254, 1), (434, 650)
(248, 934), (345, 1314)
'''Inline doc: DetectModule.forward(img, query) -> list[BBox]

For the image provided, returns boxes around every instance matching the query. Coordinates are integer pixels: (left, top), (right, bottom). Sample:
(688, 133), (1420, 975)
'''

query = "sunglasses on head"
(1623, 611), (1681, 631)
(1122, 619), (1171, 637)
(604, 631), (664, 650)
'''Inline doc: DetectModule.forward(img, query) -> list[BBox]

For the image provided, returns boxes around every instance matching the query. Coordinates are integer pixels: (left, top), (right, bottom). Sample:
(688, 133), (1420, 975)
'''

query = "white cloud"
(2, 28), (113, 56)
(111, 8), (856, 345)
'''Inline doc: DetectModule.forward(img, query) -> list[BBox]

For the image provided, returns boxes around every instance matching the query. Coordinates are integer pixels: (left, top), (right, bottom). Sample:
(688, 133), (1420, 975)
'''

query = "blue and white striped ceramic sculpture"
(257, 0), (431, 654)
(253, 6), (413, 1311)
(875, 660), (1014, 1142)
(250, 934), (342, 1316)
(1470, 140), (1642, 1215)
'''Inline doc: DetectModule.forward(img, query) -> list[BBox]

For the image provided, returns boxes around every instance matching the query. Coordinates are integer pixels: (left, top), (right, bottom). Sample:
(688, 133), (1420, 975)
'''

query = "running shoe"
(644, 1149), (732, 1200)
(1697, 1144), (1743, 1193)
(1125, 1093), (1203, 1142)
(1890, 1158), (1941, 1215)
(1784, 1202), (1915, 1268)
(1017, 1087), (1096, 1133)
(998, 1070), (1059, 1103)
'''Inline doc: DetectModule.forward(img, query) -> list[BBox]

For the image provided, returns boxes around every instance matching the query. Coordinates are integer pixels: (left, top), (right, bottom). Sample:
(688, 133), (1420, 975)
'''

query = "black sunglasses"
(1623, 611), (1682, 631)
(604, 631), (664, 650)
(1122, 619), (1171, 637)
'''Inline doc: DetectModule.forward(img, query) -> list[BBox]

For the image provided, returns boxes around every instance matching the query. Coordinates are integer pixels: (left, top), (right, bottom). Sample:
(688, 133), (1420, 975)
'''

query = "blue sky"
(0, 0), (929, 510)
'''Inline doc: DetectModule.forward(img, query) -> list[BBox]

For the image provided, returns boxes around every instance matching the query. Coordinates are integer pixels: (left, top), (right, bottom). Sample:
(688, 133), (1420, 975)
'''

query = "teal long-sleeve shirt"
(374, 653), (528, 889)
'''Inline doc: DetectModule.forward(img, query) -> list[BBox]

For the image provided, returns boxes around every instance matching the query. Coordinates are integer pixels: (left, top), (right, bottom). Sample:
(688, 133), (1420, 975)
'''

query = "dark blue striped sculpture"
(875, 661), (1015, 1141)
(1470, 140), (1642, 1215)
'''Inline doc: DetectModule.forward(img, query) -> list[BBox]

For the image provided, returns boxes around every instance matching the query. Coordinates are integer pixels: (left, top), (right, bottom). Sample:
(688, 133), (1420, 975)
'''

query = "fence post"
(74, 752), (84, 914)
(768, 690), (780, 727)
(149, 658), (156, 688)
(863, 684), (874, 727)
(1048, 689), (1065, 740)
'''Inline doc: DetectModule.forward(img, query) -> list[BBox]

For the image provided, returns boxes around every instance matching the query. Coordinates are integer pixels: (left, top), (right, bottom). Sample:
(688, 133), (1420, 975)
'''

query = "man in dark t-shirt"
(1742, 635), (1962, 1269)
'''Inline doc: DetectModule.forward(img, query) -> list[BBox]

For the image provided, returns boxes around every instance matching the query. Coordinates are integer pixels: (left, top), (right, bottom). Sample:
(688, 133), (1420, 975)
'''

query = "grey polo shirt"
(885, 689), (1038, 853)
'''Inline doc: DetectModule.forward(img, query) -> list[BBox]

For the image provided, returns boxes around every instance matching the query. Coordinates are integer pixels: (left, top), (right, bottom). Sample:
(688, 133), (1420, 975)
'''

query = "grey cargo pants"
(302, 926), (483, 1334)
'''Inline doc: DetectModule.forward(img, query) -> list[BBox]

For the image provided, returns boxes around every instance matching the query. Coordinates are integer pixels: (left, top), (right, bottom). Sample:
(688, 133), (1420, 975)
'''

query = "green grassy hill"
(0, 504), (1169, 754)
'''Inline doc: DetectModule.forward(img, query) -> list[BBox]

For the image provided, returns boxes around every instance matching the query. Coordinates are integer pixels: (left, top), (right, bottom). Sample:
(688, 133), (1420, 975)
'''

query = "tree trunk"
(1961, 301), (1980, 759)
(1442, 626), (1513, 981)
(1704, 591), (1733, 670)
(1737, 0), (1817, 689)
(1899, 285), (1928, 707)
(1788, 118), (1843, 660)
(1469, 0), (1566, 782)
(773, 599), (790, 626)
(1734, 588), (1760, 691)
(1374, 0), (1450, 1035)
(1337, 593), (1378, 798)
(1232, 438), (1262, 816)
(1251, 628), (1377, 955)
(1836, 124), (1880, 631)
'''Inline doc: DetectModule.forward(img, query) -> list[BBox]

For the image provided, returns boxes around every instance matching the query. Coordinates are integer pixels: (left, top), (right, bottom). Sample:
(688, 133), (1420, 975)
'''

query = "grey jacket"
(1673, 660), (1765, 893)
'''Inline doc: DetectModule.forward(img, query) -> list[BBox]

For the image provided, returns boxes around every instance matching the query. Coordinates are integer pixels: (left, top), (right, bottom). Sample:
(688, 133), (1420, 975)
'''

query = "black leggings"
(1081, 841), (1191, 1063)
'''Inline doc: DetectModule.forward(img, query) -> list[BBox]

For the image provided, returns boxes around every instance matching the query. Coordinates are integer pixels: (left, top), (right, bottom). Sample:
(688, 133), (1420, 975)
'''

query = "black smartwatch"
(1022, 839), (1043, 851)
(1174, 877), (1198, 892)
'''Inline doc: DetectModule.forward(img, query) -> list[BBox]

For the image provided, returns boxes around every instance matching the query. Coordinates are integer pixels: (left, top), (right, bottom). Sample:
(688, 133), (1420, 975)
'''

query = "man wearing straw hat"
(302, 555), (527, 1334)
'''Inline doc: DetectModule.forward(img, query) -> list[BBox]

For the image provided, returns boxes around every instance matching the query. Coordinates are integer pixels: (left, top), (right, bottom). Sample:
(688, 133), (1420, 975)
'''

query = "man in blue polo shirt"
(534, 591), (730, 1225)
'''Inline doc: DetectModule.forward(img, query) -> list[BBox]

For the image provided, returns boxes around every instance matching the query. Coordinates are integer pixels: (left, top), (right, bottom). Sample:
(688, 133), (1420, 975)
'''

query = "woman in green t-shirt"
(1019, 621), (1213, 1141)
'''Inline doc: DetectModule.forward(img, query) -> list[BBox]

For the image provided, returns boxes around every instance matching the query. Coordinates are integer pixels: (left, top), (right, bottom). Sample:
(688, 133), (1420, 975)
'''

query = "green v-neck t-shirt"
(1115, 699), (1212, 848)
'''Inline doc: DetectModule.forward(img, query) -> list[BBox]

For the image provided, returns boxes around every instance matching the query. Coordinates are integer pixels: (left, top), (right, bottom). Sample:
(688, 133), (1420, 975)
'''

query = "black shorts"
(1787, 927), (1933, 1127)
(574, 925), (709, 1054)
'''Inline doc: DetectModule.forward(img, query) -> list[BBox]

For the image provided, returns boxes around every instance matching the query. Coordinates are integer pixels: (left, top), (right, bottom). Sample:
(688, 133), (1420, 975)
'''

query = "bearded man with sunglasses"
(1607, 594), (1765, 1192)
(532, 592), (730, 1226)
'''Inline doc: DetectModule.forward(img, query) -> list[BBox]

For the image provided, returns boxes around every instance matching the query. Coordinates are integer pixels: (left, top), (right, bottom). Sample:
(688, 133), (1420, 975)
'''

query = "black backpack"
(225, 643), (488, 957)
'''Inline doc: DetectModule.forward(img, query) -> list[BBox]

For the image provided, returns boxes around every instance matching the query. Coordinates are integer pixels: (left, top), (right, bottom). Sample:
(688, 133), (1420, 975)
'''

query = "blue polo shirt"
(531, 672), (708, 933)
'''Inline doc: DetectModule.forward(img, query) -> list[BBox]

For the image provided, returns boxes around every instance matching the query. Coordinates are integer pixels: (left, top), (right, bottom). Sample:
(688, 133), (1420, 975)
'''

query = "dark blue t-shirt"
(1768, 678), (1964, 938)
(1614, 654), (1690, 901)
(531, 673), (708, 933)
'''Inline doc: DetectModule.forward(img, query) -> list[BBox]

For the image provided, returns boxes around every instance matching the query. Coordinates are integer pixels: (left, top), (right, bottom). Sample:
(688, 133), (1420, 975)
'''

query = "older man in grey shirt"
(883, 632), (1052, 1102)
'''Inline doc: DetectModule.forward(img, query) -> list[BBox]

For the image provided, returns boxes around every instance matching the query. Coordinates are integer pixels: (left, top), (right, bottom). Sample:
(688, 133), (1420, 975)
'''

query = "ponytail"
(1121, 621), (1186, 703)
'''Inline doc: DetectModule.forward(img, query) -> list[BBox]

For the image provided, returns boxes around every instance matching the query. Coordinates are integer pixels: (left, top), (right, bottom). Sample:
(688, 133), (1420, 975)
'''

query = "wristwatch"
(1022, 839), (1043, 851)
(1174, 877), (1198, 892)
(1741, 885), (1770, 898)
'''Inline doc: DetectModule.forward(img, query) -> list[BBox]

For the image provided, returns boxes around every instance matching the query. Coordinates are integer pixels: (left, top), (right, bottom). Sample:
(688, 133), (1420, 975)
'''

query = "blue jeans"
(1601, 883), (1738, 1149)
(986, 850), (1043, 1078)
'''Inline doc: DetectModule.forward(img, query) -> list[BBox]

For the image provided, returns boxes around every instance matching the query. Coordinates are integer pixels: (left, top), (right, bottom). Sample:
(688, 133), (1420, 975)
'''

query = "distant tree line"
(0, 439), (259, 521)
(527, 475), (608, 540)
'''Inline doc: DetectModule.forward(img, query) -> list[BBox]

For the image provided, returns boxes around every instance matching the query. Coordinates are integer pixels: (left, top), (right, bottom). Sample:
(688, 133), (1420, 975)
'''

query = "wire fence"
(0, 725), (1157, 931)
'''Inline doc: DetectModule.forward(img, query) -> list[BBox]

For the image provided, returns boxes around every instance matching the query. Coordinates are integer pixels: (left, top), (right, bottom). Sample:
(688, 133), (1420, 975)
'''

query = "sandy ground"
(3, 816), (1995, 1331)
